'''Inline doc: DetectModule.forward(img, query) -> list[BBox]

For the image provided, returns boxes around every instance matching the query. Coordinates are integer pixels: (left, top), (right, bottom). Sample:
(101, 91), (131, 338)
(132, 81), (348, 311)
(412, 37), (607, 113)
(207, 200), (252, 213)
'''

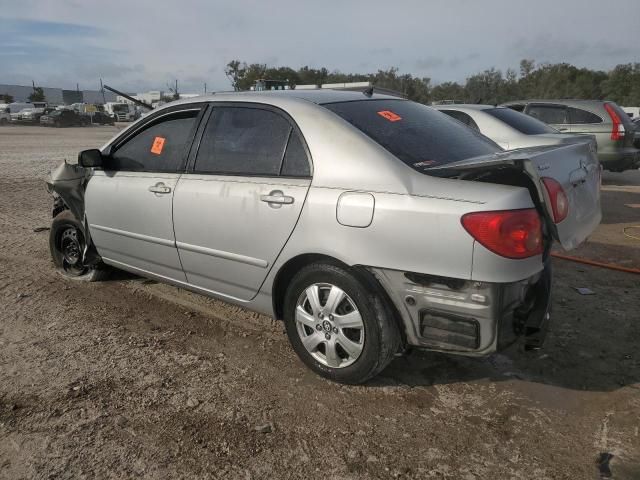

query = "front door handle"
(148, 183), (172, 194)
(260, 190), (294, 207)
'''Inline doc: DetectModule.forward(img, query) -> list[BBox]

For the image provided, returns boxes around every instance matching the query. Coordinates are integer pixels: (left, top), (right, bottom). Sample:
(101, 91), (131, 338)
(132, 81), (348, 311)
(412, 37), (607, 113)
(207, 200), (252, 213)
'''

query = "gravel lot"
(1, 125), (639, 479)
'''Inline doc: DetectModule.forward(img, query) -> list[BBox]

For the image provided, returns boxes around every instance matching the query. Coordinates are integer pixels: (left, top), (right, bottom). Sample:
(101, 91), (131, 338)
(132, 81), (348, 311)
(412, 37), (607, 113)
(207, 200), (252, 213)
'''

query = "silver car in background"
(434, 104), (594, 151)
(501, 99), (640, 172)
(46, 91), (601, 384)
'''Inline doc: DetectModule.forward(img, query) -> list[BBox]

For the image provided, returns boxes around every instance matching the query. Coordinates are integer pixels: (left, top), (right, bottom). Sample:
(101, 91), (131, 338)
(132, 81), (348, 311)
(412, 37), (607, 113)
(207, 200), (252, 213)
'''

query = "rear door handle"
(260, 190), (294, 207)
(148, 183), (172, 194)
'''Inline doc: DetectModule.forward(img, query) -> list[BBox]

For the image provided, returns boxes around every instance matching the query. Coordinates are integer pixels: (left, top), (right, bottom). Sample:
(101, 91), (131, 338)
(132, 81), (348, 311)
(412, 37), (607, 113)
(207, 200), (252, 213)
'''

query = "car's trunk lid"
(428, 142), (602, 251)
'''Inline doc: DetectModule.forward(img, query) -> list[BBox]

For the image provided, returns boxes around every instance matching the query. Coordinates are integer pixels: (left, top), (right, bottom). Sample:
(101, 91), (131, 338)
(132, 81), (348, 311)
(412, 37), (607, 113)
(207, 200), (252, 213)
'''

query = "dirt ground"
(1, 125), (639, 479)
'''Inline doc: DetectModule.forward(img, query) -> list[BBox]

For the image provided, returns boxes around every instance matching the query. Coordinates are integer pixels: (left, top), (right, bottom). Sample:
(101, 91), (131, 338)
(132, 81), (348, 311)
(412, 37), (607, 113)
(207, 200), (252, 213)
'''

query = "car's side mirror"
(78, 149), (104, 168)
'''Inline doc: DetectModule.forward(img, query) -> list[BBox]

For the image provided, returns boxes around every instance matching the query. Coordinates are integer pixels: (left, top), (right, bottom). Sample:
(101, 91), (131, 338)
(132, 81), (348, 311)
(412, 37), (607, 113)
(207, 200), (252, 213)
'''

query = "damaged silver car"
(46, 91), (601, 384)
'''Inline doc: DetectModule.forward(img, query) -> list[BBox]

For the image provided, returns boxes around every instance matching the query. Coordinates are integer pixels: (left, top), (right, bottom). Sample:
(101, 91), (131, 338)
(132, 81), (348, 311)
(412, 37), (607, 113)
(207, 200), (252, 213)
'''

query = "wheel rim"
(59, 227), (88, 276)
(295, 283), (365, 369)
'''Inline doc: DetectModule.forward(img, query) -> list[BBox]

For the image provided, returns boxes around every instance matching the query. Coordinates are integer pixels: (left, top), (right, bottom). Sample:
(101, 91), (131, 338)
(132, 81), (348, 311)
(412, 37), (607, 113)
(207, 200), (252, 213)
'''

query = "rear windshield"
(323, 99), (501, 171)
(484, 107), (557, 134)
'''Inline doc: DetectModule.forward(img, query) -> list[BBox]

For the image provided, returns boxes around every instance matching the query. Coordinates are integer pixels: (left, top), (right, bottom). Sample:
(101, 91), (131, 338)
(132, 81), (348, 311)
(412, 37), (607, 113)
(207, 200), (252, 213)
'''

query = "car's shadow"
(373, 326), (638, 393)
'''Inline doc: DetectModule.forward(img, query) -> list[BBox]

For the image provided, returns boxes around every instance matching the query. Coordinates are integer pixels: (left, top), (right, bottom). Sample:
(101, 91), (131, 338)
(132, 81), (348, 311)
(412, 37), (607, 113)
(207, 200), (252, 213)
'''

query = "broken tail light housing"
(541, 177), (569, 223)
(462, 209), (543, 259)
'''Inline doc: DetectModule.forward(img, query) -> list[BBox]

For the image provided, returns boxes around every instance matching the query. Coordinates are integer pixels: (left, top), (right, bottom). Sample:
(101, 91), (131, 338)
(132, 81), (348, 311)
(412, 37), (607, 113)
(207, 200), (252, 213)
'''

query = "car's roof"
(162, 89), (403, 109)
(432, 104), (496, 111)
(502, 99), (609, 106)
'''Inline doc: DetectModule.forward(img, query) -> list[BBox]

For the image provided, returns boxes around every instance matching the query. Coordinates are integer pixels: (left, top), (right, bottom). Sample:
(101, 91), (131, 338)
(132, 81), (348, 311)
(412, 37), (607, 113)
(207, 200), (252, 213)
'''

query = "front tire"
(283, 262), (400, 384)
(49, 210), (108, 282)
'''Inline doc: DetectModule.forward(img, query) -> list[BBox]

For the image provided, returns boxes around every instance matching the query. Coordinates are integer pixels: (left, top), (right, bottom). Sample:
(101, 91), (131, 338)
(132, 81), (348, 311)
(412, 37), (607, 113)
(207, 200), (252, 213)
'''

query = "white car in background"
(0, 104), (10, 125)
(434, 104), (594, 150)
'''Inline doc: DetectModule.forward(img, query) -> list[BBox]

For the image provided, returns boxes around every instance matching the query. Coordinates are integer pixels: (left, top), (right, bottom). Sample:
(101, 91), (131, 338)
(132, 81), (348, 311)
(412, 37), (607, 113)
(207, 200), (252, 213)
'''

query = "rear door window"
(109, 109), (200, 172)
(323, 100), (500, 172)
(567, 107), (602, 124)
(194, 107), (294, 176)
(484, 107), (558, 134)
(440, 110), (479, 130)
(526, 104), (569, 125)
(281, 130), (311, 177)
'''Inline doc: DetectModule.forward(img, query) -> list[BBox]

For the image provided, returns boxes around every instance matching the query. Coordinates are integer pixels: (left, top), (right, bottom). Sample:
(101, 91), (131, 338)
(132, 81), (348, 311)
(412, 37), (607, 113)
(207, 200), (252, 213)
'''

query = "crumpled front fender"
(45, 161), (101, 265)
(45, 161), (90, 223)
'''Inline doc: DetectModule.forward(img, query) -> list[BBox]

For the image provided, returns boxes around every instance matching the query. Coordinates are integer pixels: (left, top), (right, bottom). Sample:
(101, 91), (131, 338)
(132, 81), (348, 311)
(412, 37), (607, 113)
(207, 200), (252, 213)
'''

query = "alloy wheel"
(295, 283), (365, 368)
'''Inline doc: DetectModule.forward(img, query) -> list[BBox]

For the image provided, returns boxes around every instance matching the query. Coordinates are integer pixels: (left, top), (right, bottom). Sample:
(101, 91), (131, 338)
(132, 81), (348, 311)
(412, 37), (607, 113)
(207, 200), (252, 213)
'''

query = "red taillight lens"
(541, 177), (569, 223)
(604, 103), (625, 141)
(461, 209), (543, 259)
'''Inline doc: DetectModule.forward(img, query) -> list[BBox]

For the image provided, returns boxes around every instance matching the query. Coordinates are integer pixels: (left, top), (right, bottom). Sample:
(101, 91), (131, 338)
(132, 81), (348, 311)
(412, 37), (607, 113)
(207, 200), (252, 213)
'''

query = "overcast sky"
(1, 0), (639, 94)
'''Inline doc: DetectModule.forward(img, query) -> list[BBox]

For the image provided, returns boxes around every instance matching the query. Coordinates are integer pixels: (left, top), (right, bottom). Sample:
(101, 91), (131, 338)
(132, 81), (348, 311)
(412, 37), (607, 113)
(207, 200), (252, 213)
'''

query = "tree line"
(225, 59), (640, 106)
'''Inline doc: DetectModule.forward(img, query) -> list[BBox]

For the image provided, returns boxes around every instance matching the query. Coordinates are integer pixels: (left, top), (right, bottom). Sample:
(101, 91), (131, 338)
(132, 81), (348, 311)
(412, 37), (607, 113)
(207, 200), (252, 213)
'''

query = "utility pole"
(204, 83), (207, 95)
(100, 79), (106, 105)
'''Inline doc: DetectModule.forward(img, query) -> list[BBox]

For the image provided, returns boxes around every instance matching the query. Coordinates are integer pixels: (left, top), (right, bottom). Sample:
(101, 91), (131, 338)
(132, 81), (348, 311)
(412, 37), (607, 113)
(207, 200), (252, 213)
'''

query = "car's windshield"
(50, 110), (62, 116)
(323, 99), (501, 173)
(484, 107), (558, 135)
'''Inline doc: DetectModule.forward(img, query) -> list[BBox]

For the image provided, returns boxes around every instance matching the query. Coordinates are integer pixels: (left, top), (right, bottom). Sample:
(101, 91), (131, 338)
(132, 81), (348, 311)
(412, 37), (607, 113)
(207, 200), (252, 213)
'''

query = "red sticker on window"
(151, 136), (166, 155)
(377, 110), (402, 122)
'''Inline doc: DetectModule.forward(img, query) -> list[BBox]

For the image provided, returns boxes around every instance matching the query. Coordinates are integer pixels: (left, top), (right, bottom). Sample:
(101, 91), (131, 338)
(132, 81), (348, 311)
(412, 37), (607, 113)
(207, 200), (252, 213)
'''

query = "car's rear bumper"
(369, 260), (552, 355)
(599, 148), (640, 171)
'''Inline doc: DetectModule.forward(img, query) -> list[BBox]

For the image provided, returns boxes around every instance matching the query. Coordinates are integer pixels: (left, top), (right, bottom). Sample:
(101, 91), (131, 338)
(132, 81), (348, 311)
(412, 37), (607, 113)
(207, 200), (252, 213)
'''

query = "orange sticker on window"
(151, 136), (166, 155)
(377, 110), (402, 122)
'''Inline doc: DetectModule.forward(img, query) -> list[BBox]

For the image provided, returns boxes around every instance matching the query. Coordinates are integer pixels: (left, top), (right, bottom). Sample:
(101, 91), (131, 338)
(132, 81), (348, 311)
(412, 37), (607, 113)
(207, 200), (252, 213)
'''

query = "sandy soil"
(1, 125), (639, 479)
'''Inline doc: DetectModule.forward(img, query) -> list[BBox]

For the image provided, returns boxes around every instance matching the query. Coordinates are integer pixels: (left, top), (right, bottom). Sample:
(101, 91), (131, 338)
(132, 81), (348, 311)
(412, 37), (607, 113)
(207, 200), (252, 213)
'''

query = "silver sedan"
(434, 104), (594, 150)
(47, 91), (601, 384)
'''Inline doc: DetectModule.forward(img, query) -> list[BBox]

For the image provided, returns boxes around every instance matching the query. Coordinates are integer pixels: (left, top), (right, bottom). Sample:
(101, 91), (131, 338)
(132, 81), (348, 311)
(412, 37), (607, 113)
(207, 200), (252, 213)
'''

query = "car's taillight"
(541, 177), (569, 223)
(461, 209), (543, 259)
(604, 103), (625, 141)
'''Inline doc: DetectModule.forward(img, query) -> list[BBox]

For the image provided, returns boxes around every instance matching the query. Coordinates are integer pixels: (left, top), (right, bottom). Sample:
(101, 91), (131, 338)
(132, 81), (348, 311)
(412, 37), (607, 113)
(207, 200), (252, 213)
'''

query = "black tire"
(0, 118), (7, 126)
(49, 210), (109, 282)
(283, 262), (400, 384)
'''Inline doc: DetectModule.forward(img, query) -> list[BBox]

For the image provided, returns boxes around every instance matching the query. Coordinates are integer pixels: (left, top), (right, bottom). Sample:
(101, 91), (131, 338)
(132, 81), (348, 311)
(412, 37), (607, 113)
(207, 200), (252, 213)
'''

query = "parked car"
(40, 109), (87, 127)
(632, 117), (640, 150)
(502, 100), (640, 172)
(0, 104), (10, 125)
(46, 91), (601, 384)
(13, 106), (56, 124)
(87, 111), (116, 126)
(433, 104), (594, 150)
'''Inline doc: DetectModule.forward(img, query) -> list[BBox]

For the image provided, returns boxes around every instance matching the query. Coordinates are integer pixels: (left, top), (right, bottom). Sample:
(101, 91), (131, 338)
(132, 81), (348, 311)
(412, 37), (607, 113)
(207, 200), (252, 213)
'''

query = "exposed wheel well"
(271, 253), (407, 348)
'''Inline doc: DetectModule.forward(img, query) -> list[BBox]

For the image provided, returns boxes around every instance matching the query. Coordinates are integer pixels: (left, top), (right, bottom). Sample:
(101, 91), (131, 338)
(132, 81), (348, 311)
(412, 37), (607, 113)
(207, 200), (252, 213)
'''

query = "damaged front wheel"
(49, 210), (108, 282)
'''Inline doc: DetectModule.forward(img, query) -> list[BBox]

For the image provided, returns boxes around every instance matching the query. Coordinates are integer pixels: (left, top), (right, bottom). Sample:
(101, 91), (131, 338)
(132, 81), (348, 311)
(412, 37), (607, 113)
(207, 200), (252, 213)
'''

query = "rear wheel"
(49, 210), (108, 282)
(0, 118), (7, 126)
(283, 262), (400, 384)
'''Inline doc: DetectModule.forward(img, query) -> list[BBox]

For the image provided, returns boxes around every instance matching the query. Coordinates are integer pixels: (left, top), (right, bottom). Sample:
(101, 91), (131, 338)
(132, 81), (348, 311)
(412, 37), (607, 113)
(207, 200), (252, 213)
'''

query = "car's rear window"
(484, 107), (557, 135)
(323, 99), (500, 172)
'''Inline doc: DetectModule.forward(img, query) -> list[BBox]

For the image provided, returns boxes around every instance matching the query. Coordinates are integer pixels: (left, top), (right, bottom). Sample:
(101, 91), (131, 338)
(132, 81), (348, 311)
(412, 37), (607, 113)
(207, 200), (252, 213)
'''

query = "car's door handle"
(148, 183), (172, 194)
(557, 127), (569, 132)
(260, 190), (294, 206)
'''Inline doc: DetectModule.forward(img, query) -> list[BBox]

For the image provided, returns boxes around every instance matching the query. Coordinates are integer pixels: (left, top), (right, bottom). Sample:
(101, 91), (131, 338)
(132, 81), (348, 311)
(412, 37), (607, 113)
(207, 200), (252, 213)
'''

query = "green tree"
(29, 87), (45, 102)
(0, 93), (13, 103)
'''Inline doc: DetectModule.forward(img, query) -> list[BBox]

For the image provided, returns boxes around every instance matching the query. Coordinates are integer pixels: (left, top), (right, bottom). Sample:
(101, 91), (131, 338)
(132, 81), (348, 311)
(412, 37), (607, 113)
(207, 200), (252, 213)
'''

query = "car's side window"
(505, 104), (525, 112)
(281, 130), (311, 177)
(108, 110), (200, 172)
(441, 110), (479, 131)
(526, 105), (568, 124)
(194, 106), (296, 176)
(567, 107), (602, 124)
